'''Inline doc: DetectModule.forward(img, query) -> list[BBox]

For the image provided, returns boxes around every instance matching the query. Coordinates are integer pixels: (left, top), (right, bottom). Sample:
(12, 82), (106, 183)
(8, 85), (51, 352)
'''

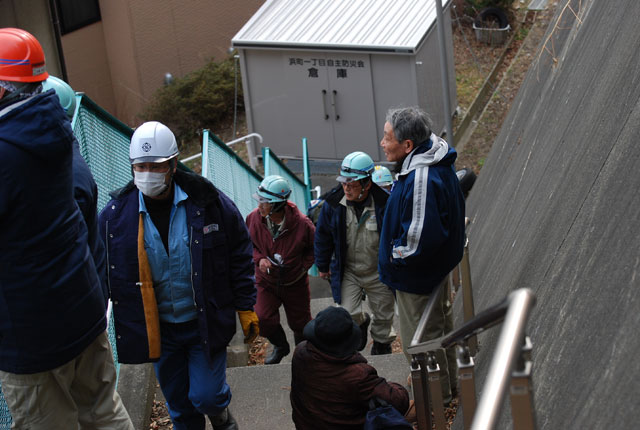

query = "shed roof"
(232, 0), (451, 54)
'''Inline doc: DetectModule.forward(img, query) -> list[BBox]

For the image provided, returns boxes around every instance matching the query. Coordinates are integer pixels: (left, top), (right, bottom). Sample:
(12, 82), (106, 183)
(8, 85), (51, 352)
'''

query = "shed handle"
(332, 90), (340, 120)
(321, 90), (329, 120)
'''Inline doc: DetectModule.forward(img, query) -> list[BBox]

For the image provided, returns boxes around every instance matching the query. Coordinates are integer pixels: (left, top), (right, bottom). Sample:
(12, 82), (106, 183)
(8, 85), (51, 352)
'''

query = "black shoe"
(209, 408), (238, 430)
(358, 313), (371, 351)
(265, 325), (291, 365)
(265, 344), (290, 364)
(371, 341), (392, 355)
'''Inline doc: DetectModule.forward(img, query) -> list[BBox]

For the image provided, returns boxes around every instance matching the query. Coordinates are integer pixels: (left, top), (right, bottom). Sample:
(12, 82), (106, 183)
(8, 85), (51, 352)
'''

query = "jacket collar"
(399, 133), (450, 176)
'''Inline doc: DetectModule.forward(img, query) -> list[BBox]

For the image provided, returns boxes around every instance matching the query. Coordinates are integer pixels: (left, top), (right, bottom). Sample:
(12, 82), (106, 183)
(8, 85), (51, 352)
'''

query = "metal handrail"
(409, 281), (445, 350)
(441, 296), (509, 349)
(226, 132), (262, 170)
(181, 133), (263, 170)
(471, 288), (536, 430)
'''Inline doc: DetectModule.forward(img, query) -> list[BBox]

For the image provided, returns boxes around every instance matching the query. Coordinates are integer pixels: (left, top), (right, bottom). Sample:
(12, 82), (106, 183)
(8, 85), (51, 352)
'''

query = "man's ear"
(0, 87), (6, 100)
(404, 139), (415, 154)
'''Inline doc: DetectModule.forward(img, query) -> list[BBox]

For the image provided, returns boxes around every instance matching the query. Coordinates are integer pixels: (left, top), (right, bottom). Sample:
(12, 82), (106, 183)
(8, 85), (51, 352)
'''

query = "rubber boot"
(208, 408), (238, 430)
(371, 340), (392, 355)
(358, 313), (371, 351)
(265, 325), (290, 365)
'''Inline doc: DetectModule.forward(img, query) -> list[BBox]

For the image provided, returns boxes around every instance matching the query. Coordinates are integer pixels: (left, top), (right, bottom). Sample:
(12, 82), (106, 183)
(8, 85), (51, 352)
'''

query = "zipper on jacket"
(189, 225), (197, 310)
(105, 220), (112, 298)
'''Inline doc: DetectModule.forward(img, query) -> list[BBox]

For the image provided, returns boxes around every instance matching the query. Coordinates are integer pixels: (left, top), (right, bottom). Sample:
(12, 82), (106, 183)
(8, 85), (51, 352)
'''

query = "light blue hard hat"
(372, 165), (394, 187)
(337, 151), (375, 183)
(253, 175), (292, 203)
(42, 75), (76, 117)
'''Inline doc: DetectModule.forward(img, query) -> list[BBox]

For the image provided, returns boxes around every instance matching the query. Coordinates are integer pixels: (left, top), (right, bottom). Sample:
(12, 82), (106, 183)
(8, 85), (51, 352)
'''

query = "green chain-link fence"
(262, 146), (311, 213)
(201, 129), (263, 219)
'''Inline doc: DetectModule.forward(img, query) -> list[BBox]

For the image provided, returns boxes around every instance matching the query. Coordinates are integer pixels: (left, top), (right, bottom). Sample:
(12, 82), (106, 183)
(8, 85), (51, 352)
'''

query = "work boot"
(358, 313), (371, 351)
(208, 408), (238, 430)
(371, 340), (392, 355)
(265, 325), (290, 365)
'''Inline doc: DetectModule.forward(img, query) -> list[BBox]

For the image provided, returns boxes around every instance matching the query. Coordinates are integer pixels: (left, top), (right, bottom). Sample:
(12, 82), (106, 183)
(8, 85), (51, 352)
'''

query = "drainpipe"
(435, 0), (454, 146)
(48, 0), (68, 82)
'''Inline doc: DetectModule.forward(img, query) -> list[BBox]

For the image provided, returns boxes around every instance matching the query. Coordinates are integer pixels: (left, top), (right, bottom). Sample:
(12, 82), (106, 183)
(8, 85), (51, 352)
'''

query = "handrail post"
(510, 336), (536, 430)
(471, 289), (536, 430)
(411, 354), (432, 430)
(427, 354), (447, 430)
(457, 343), (477, 430)
(461, 236), (477, 355)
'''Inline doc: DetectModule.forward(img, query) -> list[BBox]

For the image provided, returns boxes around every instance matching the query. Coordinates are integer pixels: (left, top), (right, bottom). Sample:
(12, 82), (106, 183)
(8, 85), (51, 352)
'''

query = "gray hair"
(385, 107), (432, 146)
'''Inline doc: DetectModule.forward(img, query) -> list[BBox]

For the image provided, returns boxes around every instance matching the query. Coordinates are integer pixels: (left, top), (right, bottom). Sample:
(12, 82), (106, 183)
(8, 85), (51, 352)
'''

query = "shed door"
(325, 53), (378, 159)
(282, 52), (336, 159)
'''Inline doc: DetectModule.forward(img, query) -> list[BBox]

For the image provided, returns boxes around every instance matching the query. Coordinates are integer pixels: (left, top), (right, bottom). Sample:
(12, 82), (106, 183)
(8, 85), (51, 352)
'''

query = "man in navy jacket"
(99, 121), (258, 430)
(379, 107), (465, 404)
(0, 28), (132, 429)
(315, 152), (397, 355)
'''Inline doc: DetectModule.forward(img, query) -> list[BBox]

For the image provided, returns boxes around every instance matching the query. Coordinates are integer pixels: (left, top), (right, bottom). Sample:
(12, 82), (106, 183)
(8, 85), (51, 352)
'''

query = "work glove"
(237, 310), (260, 344)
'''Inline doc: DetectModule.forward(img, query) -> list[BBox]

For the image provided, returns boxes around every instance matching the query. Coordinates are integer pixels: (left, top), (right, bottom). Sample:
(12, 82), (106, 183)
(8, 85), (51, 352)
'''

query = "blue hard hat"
(337, 151), (374, 183)
(372, 165), (394, 187)
(253, 175), (291, 203)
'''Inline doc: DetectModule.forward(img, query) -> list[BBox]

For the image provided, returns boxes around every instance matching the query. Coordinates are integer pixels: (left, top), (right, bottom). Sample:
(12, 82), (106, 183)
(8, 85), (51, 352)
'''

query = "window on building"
(55, 0), (101, 35)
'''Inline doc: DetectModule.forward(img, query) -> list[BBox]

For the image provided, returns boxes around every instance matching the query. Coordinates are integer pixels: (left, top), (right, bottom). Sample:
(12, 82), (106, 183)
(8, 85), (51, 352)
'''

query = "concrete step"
(261, 290), (400, 365)
(225, 351), (410, 430)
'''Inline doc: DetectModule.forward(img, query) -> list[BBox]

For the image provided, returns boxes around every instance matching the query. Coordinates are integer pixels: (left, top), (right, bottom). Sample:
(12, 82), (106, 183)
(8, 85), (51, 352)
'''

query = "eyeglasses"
(341, 181), (362, 189)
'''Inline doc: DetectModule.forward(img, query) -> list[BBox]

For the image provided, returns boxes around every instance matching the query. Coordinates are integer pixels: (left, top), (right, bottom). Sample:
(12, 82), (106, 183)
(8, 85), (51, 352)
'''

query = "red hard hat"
(0, 28), (49, 82)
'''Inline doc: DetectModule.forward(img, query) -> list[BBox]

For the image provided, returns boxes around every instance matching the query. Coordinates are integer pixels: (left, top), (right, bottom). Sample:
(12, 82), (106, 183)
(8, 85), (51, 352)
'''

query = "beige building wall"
(0, 0), (63, 79)
(62, 21), (116, 116)
(60, 0), (264, 126)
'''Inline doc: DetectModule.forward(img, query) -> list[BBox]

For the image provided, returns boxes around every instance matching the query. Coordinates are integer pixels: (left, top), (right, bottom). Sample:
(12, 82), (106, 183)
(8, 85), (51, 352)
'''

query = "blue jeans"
(154, 320), (231, 430)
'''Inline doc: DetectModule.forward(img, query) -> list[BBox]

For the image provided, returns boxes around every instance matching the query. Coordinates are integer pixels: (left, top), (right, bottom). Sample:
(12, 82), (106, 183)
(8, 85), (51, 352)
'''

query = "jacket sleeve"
(313, 203), (334, 272)
(302, 218), (316, 271)
(246, 211), (268, 266)
(356, 364), (410, 415)
(371, 381), (411, 415)
(391, 167), (449, 266)
(221, 196), (256, 311)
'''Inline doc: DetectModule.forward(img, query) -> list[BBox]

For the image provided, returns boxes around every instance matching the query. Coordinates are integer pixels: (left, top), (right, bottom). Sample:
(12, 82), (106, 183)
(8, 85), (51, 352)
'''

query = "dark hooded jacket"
(0, 91), (106, 373)
(246, 201), (315, 288)
(313, 184), (389, 303)
(98, 170), (256, 364)
(290, 341), (409, 429)
(379, 134), (465, 295)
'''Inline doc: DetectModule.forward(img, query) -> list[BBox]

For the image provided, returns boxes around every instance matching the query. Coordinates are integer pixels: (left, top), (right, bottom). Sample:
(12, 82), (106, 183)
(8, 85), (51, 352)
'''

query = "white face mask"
(134, 170), (169, 197)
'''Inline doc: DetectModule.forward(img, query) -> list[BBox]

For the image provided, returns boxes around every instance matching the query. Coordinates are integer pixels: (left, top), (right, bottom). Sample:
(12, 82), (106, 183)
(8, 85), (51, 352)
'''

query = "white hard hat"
(130, 121), (178, 164)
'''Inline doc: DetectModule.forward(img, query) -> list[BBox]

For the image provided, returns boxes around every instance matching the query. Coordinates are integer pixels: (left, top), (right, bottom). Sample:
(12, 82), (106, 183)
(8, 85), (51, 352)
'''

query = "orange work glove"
(237, 310), (260, 344)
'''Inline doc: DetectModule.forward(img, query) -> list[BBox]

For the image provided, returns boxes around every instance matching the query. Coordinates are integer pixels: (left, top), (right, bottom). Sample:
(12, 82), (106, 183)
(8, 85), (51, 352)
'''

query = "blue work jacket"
(99, 170), (256, 364)
(0, 92), (106, 373)
(379, 135), (466, 295)
(314, 184), (389, 303)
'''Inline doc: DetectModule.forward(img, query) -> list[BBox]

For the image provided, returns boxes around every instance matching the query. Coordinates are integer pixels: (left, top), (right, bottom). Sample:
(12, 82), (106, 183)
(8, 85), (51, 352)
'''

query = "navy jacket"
(314, 184), (389, 303)
(0, 92), (106, 373)
(99, 170), (256, 364)
(379, 135), (465, 295)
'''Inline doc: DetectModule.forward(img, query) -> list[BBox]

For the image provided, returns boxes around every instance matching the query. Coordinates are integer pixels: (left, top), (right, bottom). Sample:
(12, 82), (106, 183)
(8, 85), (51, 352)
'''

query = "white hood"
(399, 133), (449, 176)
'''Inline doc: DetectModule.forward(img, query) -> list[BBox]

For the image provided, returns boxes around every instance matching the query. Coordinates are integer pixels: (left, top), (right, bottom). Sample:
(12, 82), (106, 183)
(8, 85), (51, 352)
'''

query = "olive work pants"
(0, 331), (134, 430)
(396, 278), (457, 404)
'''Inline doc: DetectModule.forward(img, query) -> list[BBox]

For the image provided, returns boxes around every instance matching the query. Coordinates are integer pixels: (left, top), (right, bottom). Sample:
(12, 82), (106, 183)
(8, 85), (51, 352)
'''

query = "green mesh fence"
(0, 389), (9, 429)
(201, 130), (263, 219)
(72, 94), (134, 213)
(263, 147), (311, 213)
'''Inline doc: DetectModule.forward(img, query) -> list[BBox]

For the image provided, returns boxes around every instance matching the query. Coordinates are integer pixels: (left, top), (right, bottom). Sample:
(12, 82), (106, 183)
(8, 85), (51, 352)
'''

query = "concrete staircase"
(224, 277), (410, 429)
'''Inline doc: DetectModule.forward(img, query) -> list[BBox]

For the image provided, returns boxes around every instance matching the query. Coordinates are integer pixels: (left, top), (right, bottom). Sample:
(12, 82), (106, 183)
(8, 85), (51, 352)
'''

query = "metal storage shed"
(232, 0), (456, 162)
